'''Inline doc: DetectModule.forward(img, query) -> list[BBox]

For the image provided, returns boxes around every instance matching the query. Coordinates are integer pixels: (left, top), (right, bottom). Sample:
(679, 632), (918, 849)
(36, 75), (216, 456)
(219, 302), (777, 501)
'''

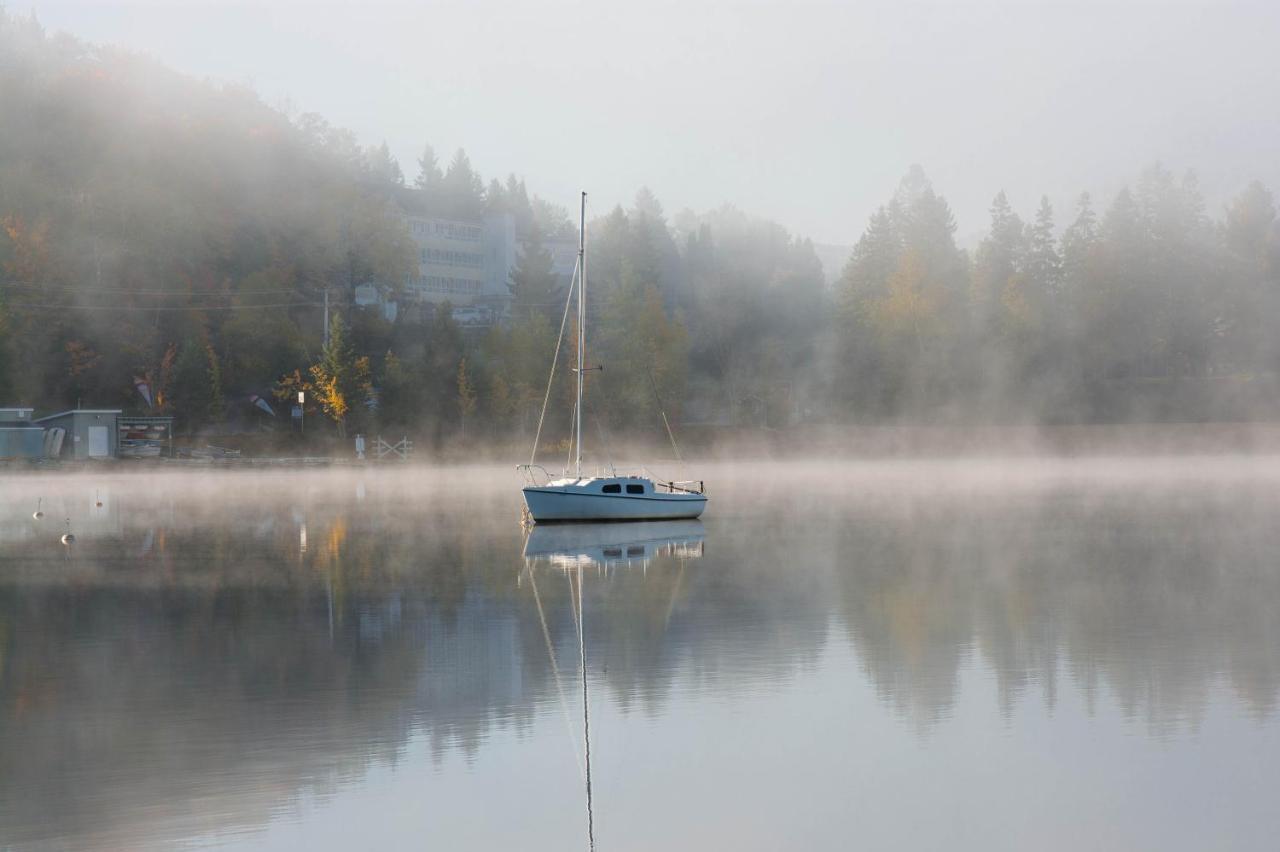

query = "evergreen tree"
(441, 149), (485, 220)
(1026, 196), (1061, 298)
(972, 191), (1026, 316)
(504, 175), (534, 232)
(309, 313), (365, 437)
(363, 141), (403, 188)
(414, 143), (443, 191)
(1222, 182), (1280, 371)
(839, 205), (902, 305)
(170, 338), (224, 435)
(484, 178), (505, 214)
(376, 350), (420, 432)
(1060, 192), (1099, 298)
(456, 357), (477, 435)
(420, 306), (464, 444)
(508, 222), (563, 323)
(1225, 181), (1277, 264)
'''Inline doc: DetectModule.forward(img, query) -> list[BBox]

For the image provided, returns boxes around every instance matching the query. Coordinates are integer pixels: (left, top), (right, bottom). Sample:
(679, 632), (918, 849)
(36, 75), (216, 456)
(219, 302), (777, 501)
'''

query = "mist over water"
(3, 457), (1280, 850)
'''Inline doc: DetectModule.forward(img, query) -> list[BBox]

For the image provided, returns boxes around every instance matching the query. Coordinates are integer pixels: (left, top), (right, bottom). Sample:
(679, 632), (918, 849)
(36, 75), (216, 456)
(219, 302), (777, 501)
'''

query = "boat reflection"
(523, 520), (705, 569)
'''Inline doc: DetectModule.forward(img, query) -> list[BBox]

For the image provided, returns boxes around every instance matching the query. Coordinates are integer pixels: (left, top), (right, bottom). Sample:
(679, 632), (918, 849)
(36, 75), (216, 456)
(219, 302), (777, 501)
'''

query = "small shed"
(34, 409), (123, 460)
(0, 407), (44, 459)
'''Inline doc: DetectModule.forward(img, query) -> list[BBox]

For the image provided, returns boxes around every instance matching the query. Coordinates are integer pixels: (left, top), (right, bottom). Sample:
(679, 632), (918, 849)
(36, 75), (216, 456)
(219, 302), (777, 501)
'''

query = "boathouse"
(34, 409), (123, 460)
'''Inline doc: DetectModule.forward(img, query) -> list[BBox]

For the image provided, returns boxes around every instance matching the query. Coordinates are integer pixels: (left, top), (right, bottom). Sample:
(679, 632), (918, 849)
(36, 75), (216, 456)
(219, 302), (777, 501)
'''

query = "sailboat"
(519, 192), (708, 523)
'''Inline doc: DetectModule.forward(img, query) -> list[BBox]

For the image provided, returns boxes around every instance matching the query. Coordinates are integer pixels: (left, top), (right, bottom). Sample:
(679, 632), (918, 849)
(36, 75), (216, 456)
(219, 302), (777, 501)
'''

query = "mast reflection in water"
(2, 461), (1280, 851)
(521, 520), (706, 851)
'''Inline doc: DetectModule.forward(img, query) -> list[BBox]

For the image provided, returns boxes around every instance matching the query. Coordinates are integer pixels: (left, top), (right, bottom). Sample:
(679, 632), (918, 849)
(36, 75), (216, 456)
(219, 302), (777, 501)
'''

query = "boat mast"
(576, 191), (586, 478)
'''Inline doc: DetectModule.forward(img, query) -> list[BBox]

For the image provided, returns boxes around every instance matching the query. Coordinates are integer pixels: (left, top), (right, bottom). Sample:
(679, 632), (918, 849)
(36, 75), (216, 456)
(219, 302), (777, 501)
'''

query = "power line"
(5, 301), (326, 312)
(0, 280), (329, 297)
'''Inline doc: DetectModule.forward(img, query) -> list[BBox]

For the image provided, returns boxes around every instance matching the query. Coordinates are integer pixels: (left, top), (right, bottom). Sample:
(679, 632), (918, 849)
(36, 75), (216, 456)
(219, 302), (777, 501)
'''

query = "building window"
(421, 248), (484, 269)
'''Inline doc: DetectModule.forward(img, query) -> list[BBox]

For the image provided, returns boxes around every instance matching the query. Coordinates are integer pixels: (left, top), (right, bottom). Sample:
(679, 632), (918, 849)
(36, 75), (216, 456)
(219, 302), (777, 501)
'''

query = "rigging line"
(565, 399), (578, 477)
(527, 565), (586, 780)
(578, 563), (596, 852)
(529, 258), (579, 467)
(584, 394), (617, 475)
(646, 367), (686, 471)
(566, 566), (581, 650)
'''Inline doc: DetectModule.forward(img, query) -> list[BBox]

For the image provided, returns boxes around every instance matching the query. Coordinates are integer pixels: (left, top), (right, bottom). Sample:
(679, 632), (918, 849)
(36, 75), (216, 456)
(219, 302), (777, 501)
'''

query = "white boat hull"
(522, 482), (707, 522)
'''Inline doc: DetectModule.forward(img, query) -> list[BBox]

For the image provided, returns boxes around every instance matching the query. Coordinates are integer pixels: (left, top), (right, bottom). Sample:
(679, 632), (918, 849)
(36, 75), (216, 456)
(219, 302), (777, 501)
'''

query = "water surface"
(2, 459), (1279, 850)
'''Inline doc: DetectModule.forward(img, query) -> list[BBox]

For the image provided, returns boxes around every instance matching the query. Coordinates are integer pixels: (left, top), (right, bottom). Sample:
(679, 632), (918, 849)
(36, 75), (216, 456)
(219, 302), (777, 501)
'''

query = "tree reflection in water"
(0, 462), (1277, 848)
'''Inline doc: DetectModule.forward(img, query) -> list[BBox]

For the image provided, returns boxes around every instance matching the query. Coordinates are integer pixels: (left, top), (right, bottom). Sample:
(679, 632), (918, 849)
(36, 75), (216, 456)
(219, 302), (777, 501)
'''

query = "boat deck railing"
(657, 479), (705, 495)
(517, 464), (705, 495)
(516, 463), (553, 486)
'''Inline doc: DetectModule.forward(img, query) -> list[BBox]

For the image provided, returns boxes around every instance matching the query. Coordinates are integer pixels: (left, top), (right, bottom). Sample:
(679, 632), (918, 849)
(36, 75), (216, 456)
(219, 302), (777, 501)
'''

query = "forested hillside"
(837, 165), (1280, 422)
(3, 9), (1280, 451)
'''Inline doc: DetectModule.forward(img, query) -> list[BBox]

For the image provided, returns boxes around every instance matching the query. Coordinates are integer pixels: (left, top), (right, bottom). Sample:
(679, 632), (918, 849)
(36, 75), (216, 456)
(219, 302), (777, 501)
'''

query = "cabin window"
(627, 546), (645, 557)
(602, 483), (621, 493)
(603, 548), (622, 557)
(626, 483), (645, 494)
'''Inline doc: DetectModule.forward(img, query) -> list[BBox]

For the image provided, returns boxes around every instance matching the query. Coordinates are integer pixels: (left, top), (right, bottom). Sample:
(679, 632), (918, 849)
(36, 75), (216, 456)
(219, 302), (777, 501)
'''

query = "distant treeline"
(2, 10), (1279, 449)
(837, 165), (1280, 423)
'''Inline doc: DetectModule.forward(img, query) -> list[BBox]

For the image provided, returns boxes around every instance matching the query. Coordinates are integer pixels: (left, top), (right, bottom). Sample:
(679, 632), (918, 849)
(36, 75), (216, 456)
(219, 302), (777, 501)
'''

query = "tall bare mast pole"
(575, 191), (586, 478)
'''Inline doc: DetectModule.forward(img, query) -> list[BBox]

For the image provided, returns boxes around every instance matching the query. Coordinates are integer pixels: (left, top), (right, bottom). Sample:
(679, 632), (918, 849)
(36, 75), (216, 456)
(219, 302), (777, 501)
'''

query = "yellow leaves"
(869, 251), (940, 346)
(308, 364), (347, 423)
(1, 214), (51, 280)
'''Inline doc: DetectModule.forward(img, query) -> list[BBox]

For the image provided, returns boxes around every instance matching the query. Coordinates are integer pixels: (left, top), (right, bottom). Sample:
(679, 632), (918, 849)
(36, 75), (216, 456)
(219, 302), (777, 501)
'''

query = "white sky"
(27, 0), (1280, 244)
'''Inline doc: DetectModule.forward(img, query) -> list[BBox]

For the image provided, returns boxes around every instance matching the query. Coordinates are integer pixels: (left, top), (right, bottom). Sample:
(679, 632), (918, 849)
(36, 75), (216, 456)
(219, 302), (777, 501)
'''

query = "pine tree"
(484, 178), (505, 214)
(1026, 196), (1061, 298)
(377, 350), (421, 431)
(170, 338), (224, 434)
(420, 307), (464, 444)
(508, 222), (563, 323)
(309, 312), (361, 437)
(456, 357), (477, 435)
(364, 141), (403, 188)
(1060, 192), (1099, 296)
(973, 191), (1026, 315)
(414, 143), (443, 191)
(504, 175), (534, 232)
(442, 149), (485, 220)
(1225, 182), (1277, 263)
(837, 205), (901, 315)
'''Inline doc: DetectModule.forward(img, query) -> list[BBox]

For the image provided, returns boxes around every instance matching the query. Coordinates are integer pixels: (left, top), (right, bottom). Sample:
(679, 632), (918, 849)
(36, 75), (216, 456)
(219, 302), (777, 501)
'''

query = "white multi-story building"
(403, 213), (516, 316)
(356, 211), (578, 328)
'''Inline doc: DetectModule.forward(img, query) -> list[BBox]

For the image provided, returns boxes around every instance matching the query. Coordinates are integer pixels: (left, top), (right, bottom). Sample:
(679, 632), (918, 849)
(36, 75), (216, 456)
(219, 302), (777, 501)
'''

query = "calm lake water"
(2, 458), (1280, 850)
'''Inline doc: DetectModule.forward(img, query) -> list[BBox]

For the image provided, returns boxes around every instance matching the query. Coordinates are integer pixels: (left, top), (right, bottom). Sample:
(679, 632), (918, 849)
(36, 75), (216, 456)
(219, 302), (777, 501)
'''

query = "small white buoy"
(61, 518), (75, 545)
(33, 498), (44, 520)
